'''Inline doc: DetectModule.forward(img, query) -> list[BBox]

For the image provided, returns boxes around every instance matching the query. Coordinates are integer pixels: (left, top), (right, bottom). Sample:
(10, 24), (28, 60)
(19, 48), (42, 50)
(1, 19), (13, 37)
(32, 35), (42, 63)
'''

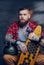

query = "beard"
(18, 21), (28, 28)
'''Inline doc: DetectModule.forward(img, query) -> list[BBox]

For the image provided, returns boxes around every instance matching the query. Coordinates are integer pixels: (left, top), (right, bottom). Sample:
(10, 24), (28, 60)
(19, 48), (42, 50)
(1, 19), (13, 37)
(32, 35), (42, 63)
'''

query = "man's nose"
(21, 15), (24, 18)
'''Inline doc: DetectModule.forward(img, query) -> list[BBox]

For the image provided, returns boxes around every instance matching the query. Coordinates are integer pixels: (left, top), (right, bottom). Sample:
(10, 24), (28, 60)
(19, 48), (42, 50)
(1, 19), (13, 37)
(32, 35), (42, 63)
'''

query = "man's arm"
(28, 32), (40, 41)
(28, 22), (42, 41)
(5, 23), (16, 43)
(5, 34), (16, 43)
(5, 22), (27, 53)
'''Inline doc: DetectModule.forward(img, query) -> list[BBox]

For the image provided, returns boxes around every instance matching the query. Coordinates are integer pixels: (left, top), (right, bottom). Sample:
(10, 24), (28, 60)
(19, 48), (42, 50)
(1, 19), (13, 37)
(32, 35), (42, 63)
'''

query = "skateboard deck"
(17, 25), (42, 65)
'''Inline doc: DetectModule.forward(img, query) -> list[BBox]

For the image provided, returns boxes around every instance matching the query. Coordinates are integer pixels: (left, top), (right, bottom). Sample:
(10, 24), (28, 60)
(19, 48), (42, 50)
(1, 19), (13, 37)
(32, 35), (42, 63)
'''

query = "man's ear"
(29, 14), (31, 19)
(29, 10), (33, 15)
(29, 10), (33, 18)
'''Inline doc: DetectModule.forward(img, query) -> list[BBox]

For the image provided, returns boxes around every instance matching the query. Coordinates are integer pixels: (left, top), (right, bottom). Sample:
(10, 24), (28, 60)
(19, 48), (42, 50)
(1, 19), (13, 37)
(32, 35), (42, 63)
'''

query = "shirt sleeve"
(5, 22), (18, 43)
(7, 24), (13, 35)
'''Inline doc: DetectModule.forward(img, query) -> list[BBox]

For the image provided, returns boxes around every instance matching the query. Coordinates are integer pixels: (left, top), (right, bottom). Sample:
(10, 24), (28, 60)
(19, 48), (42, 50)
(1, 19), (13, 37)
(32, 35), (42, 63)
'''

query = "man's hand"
(16, 41), (27, 53)
(20, 45), (27, 53)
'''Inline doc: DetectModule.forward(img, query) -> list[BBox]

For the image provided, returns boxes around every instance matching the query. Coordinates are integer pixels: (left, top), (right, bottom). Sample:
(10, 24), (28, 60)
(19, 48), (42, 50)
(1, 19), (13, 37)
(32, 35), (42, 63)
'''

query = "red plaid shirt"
(7, 21), (37, 40)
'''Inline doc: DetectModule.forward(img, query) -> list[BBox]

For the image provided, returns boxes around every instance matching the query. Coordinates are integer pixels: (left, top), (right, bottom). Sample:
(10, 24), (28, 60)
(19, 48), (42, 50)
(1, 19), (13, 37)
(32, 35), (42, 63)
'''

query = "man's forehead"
(19, 9), (29, 14)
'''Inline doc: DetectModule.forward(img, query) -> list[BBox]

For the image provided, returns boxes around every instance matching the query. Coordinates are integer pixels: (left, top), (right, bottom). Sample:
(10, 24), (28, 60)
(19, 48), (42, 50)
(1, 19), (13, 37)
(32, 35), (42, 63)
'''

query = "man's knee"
(3, 54), (17, 61)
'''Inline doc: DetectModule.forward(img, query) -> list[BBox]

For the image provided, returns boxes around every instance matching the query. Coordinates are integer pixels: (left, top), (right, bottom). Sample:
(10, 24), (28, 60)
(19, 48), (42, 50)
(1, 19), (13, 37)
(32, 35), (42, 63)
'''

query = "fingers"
(21, 46), (27, 53)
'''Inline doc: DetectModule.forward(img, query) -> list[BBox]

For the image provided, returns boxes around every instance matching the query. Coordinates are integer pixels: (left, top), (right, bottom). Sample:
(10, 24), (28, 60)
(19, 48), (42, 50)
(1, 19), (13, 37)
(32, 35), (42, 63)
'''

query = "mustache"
(20, 18), (25, 20)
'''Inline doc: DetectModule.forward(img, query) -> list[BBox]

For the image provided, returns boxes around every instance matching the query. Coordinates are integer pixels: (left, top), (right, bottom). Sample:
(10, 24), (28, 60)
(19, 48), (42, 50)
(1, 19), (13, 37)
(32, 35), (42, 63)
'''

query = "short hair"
(18, 7), (33, 16)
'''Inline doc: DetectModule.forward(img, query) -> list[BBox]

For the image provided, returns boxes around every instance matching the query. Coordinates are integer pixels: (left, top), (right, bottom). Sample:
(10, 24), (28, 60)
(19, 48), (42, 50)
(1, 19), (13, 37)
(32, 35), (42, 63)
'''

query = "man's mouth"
(20, 19), (25, 22)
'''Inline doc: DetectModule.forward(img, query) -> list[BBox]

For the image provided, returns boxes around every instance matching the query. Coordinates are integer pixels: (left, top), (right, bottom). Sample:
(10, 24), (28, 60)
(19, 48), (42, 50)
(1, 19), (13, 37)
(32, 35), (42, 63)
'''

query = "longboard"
(17, 25), (42, 65)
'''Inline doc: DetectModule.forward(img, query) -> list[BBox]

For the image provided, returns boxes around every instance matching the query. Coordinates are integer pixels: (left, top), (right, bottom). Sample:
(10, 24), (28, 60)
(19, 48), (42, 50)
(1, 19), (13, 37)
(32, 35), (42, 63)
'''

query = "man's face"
(19, 9), (31, 23)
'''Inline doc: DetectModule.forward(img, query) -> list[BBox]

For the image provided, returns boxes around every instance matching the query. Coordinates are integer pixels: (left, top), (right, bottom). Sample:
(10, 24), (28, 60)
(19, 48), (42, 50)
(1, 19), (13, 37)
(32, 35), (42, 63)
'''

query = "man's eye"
(24, 14), (26, 15)
(19, 14), (26, 16)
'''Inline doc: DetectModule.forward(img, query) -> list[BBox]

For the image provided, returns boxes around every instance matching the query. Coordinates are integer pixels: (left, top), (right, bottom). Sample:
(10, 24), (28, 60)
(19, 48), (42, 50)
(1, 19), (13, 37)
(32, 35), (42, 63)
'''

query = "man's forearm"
(5, 34), (16, 43)
(28, 32), (39, 41)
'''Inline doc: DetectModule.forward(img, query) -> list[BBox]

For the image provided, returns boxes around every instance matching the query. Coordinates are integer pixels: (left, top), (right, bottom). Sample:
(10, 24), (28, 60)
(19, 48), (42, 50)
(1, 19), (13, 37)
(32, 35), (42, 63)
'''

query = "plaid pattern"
(6, 21), (37, 40)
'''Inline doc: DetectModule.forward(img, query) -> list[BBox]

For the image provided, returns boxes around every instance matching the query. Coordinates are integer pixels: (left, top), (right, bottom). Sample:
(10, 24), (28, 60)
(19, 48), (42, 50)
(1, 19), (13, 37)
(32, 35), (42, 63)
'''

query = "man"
(3, 8), (44, 65)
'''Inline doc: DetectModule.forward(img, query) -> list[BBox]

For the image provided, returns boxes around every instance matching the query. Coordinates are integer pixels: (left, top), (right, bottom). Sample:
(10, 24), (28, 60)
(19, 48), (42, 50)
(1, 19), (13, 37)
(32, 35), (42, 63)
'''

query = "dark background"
(0, 0), (44, 65)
